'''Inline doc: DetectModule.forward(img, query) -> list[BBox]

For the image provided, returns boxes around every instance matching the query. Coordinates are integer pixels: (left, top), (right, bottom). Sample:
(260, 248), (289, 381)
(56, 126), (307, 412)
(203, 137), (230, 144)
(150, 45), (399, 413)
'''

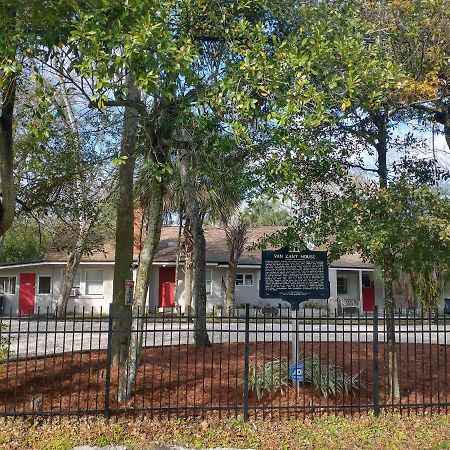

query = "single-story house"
(0, 226), (448, 315)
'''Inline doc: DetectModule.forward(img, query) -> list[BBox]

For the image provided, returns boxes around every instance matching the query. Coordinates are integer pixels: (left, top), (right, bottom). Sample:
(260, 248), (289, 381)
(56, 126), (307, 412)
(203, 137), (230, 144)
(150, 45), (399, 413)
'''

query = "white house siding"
(62, 264), (114, 314)
(0, 267), (20, 313)
(2, 262), (449, 315)
(0, 263), (113, 314)
(149, 264), (228, 310)
(375, 281), (385, 310)
(147, 266), (159, 309)
(149, 265), (286, 311)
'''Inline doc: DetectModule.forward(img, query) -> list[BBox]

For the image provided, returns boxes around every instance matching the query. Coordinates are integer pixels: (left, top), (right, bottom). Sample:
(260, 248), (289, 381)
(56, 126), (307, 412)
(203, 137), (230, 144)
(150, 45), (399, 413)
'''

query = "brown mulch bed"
(1, 341), (449, 418)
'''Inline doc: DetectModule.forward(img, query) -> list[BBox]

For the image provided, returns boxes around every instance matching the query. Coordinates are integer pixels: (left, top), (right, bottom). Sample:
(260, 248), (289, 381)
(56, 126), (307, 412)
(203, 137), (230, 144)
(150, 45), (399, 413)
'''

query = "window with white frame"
(38, 276), (51, 294)
(0, 277), (16, 294)
(205, 270), (212, 295)
(337, 277), (348, 295)
(85, 270), (104, 295)
(62, 270), (81, 289)
(236, 274), (253, 286)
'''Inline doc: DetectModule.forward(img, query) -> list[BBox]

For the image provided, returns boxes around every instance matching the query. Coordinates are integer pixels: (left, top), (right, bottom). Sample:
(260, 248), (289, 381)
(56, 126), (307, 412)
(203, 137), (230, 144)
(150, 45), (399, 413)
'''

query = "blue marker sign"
(290, 363), (304, 382)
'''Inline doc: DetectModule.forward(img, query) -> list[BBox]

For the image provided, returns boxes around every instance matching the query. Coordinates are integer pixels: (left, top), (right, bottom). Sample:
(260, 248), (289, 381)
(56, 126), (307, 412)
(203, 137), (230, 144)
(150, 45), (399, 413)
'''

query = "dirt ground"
(1, 340), (449, 419)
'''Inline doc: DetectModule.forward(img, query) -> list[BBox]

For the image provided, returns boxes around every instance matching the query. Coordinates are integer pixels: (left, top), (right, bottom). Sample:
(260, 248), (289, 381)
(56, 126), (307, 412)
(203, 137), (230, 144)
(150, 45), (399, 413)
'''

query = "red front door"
(362, 274), (375, 312)
(19, 273), (36, 315)
(159, 267), (175, 308)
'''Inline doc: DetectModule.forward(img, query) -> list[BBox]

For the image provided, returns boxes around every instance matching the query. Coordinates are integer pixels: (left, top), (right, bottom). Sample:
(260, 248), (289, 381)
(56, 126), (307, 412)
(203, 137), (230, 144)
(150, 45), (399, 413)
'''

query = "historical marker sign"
(260, 248), (330, 309)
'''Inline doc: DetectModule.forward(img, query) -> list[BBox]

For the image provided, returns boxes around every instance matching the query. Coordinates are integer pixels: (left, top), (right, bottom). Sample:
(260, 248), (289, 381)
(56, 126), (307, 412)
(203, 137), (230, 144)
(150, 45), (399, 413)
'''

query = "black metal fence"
(0, 304), (449, 419)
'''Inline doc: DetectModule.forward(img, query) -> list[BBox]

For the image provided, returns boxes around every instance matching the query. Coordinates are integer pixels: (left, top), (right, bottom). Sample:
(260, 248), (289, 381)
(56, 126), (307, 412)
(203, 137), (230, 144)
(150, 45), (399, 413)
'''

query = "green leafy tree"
(357, 0), (450, 148)
(59, 0), (398, 399)
(243, 199), (291, 226)
(0, 1), (80, 237)
(0, 219), (49, 263)
(262, 0), (450, 401)
(290, 176), (450, 398)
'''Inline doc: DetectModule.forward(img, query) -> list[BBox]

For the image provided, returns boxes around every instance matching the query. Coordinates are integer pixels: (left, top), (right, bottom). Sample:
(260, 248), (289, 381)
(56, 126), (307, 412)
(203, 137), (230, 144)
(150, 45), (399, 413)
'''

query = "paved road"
(1, 318), (449, 358)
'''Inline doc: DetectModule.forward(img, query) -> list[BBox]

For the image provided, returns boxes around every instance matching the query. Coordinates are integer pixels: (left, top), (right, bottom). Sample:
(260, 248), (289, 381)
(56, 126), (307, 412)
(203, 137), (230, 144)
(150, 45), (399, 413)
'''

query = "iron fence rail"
(0, 304), (449, 419)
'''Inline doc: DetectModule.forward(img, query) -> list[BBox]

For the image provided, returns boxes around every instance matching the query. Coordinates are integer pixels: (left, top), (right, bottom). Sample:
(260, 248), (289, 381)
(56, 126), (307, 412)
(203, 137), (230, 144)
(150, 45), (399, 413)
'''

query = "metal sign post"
(260, 248), (330, 386)
(291, 307), (300, 384)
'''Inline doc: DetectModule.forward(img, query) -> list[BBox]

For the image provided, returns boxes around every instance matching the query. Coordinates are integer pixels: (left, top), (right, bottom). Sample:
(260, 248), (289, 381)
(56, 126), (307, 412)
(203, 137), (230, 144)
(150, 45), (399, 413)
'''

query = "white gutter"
(0, 261), (115, 269)
(152, 261), (220, 267)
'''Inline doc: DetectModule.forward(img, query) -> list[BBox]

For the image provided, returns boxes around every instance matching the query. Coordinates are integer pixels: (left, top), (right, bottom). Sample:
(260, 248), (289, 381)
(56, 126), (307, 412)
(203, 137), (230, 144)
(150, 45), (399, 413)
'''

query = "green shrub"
(248, 359), (291, 400)
(248, 355), (360, 400)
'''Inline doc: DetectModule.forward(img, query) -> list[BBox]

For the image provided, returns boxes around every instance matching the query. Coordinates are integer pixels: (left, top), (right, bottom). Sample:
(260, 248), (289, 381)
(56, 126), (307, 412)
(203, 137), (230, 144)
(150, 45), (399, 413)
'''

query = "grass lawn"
(1, 414), (450, 450)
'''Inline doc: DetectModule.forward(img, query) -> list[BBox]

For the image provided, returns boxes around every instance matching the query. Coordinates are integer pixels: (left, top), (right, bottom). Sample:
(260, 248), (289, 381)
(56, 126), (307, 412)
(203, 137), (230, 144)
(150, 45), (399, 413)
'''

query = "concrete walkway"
(2, 318), (449, 358)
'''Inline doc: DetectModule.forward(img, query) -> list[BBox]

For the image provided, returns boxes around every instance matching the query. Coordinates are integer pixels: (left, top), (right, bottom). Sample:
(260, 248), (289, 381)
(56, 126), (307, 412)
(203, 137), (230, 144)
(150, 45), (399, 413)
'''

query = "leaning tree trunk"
(178, 147), (211, 347)
(111, 77), (141, 367)
(56, 246), (82, 317)
(55, 81), (92, 318)
(117, 176), (164, 402)
(55, 221), (96, 317)
(0, 78), (16, 238)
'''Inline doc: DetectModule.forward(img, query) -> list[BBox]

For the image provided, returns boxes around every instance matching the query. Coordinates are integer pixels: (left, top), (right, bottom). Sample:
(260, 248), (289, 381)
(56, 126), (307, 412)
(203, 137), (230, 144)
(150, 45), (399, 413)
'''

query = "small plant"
(303, 353), (360, 397)
(303, 301), (328, 313)
(248, 359), (290, 400)
(304, 301), (322, 309)
(261, 306), (278, 317)
(248, 354), (360, 400)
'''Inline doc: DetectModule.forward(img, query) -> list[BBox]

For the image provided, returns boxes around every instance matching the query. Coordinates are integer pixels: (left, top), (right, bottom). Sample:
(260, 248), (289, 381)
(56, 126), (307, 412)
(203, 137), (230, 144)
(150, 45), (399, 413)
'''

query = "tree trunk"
(182, 256), (193, 314)
(191, 220), (211, 347)
(111, 78), (141, 367)
(117, 176), (163, 402)
(224, 219), (247, 313)
(374, 112), (388, 189)
(375, 110), (400, 400)
(173, 218), (183, 308)
(0, 78), (16, 238)
(181, 223), (193, 314)
(444, 104), (450, 151)
(178, 148), (211, 347)
(384, 257), (400, 400)
(55, 80), (92, 318)
(56, 246), (82, 317)
(226, 263), (237, 311)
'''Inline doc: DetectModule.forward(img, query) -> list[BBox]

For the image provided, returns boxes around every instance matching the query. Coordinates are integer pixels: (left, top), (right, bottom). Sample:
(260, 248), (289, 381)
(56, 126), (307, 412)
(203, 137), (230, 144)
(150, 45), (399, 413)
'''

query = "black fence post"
(372, 305), (380, 417)
(243, 304), (250, 422)
(104, 303), (113, 420)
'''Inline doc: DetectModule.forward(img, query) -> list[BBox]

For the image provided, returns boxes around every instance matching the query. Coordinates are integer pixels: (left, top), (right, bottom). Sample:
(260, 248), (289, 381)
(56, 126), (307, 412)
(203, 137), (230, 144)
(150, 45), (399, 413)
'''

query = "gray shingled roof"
(154, 226), (283, 265)
(37, 226), (373, 269)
